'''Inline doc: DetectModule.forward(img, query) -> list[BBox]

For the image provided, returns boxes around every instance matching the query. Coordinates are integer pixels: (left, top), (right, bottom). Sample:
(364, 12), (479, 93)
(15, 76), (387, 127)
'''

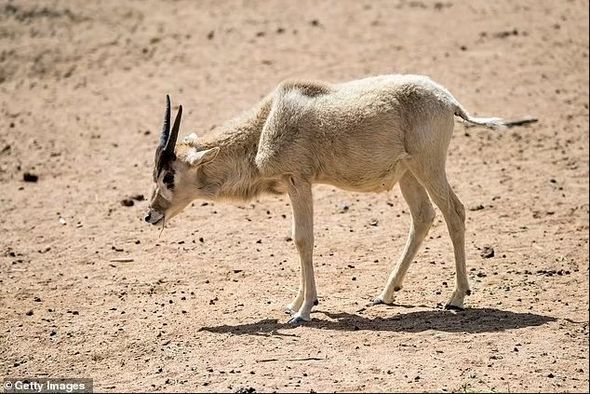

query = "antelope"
(144, 74), (505, 325)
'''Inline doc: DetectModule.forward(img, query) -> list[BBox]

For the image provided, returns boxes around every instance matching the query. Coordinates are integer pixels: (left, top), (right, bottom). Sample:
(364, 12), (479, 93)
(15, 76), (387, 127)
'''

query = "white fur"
(182, 132), (199, 144)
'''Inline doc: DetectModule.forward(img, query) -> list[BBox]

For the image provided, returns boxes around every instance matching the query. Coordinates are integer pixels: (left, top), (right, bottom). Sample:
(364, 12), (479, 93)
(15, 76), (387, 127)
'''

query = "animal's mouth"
(145, 210), (164, 225)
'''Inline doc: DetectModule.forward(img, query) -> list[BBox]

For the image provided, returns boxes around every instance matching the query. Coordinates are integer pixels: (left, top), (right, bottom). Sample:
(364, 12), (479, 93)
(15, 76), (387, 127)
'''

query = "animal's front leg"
(285, 245), (318, 315)
(286, 176), (317, 325)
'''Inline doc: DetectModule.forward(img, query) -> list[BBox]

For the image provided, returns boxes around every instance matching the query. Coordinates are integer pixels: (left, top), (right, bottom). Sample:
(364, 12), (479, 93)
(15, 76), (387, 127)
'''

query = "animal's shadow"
(198, 307), (556, 336)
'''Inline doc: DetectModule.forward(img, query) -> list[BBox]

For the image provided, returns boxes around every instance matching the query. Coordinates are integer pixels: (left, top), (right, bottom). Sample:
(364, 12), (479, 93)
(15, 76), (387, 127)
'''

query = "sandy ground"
(1, 0), (589, 392)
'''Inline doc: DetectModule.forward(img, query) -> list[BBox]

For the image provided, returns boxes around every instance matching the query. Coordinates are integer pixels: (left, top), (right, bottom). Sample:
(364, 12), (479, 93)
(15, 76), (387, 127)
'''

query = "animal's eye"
(163, 173), (174, 188)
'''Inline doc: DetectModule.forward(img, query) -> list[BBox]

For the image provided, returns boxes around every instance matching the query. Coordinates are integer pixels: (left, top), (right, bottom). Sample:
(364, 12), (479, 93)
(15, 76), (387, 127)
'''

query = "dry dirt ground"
(1, 0), (589, 392)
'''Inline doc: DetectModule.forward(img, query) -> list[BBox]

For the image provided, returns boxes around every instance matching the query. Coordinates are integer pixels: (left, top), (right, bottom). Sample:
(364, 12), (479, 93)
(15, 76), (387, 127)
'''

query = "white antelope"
(145, 74), (505, 325)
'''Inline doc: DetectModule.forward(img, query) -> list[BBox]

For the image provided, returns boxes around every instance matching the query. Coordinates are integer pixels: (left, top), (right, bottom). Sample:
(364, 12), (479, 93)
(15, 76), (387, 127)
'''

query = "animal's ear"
(186, 147), (220, 167)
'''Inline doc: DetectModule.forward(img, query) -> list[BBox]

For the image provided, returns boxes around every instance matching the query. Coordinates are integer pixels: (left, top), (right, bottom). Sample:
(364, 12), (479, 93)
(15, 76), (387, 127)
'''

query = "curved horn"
(164, 104), (182, 154)
(159, 94), (172, 149)
(155, 95), (172, 174)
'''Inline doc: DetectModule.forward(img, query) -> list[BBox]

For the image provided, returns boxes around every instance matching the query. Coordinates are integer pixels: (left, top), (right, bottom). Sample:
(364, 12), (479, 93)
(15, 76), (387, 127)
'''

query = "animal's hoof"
(444, 303), (465, 311)
(372, 297), (392, 306)
(288, 315), (310, 326)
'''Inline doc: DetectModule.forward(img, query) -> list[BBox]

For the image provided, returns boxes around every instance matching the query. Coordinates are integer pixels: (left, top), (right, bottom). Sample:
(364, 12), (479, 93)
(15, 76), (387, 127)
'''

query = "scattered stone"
(494, 29), (519, 39)
(469, 204), (485, 211)
(481, 246), (495, 258)
(63, 65), (75, 78)
(369, 218), (379, 226)
(433, 2), (452, 10)
(131, 194), (145, 201)
(25, 310), (33, 316)
(121, 198), (134, 207)
(536, 269), (571, 277)
(110, 257), (134, 263)
(23, 172), (38, 182)
(235, 387), (256, 394)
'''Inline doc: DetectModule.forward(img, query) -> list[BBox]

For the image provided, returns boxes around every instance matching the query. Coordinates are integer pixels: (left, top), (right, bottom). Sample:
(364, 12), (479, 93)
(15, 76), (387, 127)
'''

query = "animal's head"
(144, 95), (219, 226)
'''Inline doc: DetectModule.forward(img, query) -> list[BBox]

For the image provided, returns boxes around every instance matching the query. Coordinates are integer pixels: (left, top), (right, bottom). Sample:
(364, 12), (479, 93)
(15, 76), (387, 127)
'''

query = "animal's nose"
(144, 212), (151, 222)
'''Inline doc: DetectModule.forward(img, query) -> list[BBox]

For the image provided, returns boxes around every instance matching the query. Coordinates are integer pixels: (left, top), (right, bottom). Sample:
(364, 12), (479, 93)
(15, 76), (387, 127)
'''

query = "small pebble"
(23, 173), (38, 182)
(121, 199), (134, 207)
(481, 246), (495, 258)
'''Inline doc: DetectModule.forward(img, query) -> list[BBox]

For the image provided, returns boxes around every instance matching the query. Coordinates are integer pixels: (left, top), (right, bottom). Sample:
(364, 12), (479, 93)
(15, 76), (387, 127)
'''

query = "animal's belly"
(314, 159), (407, 193)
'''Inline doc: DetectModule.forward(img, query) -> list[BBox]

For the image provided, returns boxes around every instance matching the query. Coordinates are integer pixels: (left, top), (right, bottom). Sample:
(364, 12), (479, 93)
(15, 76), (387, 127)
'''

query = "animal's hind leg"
(285, 273), (304, 314)
(408, 162), (470, 310)
(374, 172), (435, 305)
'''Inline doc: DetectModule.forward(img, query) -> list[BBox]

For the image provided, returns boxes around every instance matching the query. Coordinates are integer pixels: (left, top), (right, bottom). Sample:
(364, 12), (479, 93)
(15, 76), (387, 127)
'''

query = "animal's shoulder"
(254, 81), (330, 176)
(275, 79), (333, 98)
(263, 81), (326, 129)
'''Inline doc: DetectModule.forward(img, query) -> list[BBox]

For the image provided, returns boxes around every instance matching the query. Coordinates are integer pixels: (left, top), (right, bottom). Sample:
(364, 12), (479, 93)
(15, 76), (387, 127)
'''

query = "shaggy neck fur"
(178, 95), (281, 201)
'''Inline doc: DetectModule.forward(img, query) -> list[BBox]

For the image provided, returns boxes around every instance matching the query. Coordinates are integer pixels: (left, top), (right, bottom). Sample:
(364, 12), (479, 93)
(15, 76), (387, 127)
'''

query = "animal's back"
(255, 74), (457, 190)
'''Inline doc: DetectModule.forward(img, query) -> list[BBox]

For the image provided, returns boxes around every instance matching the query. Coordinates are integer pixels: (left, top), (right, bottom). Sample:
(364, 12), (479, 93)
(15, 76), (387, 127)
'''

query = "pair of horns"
(156, 95), (182, 171)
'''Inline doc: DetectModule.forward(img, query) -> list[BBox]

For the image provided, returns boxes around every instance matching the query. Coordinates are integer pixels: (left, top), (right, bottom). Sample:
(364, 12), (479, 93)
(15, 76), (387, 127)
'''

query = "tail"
(453, 104), (506, 129)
